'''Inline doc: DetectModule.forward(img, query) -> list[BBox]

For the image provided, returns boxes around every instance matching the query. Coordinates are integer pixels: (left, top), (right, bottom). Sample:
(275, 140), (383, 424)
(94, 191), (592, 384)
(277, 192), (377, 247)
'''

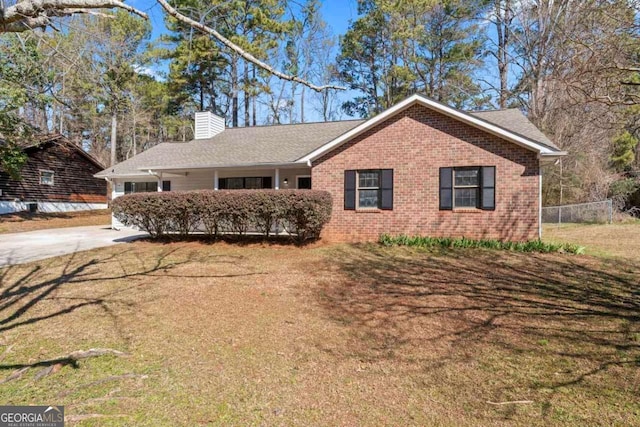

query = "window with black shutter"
(439, 168), (453, 210)
(344, 170), (356, 210)
(344, 169), (393, 210)
(439, 166), (496, 210)
(480, 166), (496, 210)
(162, 181), (171, 192)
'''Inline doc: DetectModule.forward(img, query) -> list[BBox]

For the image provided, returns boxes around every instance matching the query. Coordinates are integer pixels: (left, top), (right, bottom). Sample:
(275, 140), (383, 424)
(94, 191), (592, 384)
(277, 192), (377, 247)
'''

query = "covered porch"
(107, 165), (312, 228)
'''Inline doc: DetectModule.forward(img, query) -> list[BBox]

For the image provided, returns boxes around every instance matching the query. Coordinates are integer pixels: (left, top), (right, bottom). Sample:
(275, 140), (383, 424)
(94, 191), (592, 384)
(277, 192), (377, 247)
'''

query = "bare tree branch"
(0, 0), (147, 32)
(155, 0), (345, 93)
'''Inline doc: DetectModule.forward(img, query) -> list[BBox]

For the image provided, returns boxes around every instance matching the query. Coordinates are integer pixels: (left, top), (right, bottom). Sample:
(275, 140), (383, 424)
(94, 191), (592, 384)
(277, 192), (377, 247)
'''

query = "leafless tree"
(0, 0), (345, 93)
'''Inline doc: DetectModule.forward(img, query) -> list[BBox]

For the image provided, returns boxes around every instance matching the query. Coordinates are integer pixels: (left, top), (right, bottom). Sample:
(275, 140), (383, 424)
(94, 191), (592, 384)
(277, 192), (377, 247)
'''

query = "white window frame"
(356, 170), (381, 209)
(39, 170), (55, 186)
(453, 167), (480, 208)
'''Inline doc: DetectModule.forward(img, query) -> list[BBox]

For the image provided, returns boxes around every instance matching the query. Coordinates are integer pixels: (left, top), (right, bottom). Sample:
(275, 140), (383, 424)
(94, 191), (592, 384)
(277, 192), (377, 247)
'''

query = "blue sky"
(321, 0), (358, 34)
(128, 0), (504, 121)
(136, 0), (359, 46)
(130, 0), (362, 121)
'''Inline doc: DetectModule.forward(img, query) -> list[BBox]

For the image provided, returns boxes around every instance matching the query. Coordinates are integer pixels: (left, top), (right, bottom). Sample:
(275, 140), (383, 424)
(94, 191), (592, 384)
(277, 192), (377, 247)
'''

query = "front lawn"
(544, 222), (640, 260)
(0, 239), (638, 425)
(0, 209), (111, 234)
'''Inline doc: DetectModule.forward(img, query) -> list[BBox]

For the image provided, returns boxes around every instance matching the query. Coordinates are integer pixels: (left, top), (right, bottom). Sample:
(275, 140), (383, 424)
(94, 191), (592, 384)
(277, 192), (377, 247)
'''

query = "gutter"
(136, 161), (307, 171)
(538, 151), (568, 161)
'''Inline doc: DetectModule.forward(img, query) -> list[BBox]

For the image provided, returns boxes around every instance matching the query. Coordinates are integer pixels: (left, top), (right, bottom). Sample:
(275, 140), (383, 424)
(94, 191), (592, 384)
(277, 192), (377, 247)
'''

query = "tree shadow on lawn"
(0, 244), (260, 344)
(317, 244), (640, 395)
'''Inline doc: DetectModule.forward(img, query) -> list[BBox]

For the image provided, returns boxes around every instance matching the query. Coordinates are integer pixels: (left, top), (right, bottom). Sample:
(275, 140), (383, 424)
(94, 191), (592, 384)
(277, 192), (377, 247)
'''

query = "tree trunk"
(300, 86), (305, 123)
(252, 65), (257, 126)
(110, 112), (117, 166)
(496, 0), (512, 109)
(199, 83), (205, 111)
(231, 56), (239, 127)
(132, 113), (137, 156)
(244, 63), (250, 127)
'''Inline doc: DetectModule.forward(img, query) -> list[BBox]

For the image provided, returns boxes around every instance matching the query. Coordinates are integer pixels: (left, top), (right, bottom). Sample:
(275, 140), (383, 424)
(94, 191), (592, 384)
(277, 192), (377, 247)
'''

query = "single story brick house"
(1, 134), (108, 215)
(95, 94), (565, 241)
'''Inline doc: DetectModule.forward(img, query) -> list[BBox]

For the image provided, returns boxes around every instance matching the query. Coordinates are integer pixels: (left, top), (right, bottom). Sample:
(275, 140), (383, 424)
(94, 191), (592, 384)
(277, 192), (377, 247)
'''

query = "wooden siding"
(0, 140), (107, 203)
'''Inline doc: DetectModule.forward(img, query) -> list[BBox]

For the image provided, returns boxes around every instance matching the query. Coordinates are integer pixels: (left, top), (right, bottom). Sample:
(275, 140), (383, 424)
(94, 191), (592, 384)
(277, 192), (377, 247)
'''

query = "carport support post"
(157, 173), (163, 192)
(274, 168), (280, 235)
(214, 170), (219, 190)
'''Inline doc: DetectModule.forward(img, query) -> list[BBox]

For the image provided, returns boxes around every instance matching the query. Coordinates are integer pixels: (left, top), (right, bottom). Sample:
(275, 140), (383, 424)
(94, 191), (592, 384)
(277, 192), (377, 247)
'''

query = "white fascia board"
(298, 94), (560, 163)
(539, 152), (568, 164)
(136, 162), (304, 172)
(93, 172), (150, 179)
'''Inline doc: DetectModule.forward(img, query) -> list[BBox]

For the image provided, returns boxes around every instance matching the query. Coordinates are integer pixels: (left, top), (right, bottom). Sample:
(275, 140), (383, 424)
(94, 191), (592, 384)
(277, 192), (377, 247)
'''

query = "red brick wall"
(312, 104), (540, 242)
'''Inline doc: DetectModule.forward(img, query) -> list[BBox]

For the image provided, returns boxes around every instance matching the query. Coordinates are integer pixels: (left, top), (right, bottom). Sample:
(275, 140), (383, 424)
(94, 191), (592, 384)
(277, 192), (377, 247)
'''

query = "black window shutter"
(162, 180), (171, 192)
(344, 170), (356, 210)
(380, 169), (393, 210)
(218, 178), (227, 189)
(439, 168), (453, 210)
(481, 166), (496, 210)
(124, 182), (132, 194)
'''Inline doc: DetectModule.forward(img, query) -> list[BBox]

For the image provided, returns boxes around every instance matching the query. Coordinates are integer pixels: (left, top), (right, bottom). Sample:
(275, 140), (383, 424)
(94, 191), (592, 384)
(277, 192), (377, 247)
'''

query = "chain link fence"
(542, 200), (613, 224)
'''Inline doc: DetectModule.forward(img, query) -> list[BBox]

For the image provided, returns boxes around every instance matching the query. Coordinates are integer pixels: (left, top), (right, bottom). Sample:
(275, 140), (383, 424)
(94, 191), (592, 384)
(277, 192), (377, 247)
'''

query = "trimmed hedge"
(111, 189), (332, 242)
(379, 234), (585, 254)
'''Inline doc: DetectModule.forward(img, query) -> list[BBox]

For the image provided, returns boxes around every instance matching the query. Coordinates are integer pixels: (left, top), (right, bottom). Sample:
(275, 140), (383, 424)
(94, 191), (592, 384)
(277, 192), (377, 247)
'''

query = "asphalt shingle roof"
(97, 120), (365, 176)
(470, 109), (559, 150)
(96, 106), (558, 177)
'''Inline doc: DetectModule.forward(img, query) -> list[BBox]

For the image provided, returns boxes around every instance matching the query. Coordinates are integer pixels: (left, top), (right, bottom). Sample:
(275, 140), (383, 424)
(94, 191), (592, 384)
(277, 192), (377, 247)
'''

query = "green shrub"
(112, 189), (333, 242)
(281, 190), (333, 242)
(379, 234), (585, 254)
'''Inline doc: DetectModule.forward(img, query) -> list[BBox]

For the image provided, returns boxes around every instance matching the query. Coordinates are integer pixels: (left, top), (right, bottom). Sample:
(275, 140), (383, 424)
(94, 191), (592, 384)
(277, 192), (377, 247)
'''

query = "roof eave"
(94, 171), (154, 179)
(136, 161), (307, 172)
(539, 151), (568, 164)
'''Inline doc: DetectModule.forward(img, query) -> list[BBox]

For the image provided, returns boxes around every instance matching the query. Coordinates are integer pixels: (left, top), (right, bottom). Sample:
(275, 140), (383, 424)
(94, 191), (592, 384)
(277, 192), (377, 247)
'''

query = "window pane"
(359, 171), (380, 188)
(455, 188), (478, 207)
(297, 177), (311, 189)
(226, 178), (244, 189)
(358, 189), (379, 208)
(454, 169), (479, 186)
(40, 171), (54, 185)
(245, 177), (262, 189)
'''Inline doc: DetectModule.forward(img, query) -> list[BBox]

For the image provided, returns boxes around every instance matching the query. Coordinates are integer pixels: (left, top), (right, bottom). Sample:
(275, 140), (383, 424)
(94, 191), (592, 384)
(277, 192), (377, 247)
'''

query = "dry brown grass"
(544, 223), (640, 261)
(0, 241), (638, 426)
(0, 210), (111, 234)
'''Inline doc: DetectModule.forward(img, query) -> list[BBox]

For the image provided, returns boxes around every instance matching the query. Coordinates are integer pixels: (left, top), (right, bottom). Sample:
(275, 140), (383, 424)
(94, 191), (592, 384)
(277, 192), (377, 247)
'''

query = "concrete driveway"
(0, 225), (148, 267)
